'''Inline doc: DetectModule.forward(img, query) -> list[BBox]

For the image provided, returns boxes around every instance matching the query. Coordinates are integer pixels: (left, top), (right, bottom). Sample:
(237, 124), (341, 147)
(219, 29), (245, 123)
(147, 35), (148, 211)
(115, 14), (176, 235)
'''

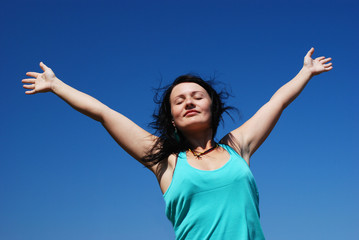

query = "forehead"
(170, 82), (208, 99)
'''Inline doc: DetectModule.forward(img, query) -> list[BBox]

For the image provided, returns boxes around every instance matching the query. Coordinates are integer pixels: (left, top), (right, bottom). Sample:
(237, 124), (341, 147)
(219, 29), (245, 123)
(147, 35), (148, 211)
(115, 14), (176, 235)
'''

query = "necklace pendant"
(189, 143), (218, 160)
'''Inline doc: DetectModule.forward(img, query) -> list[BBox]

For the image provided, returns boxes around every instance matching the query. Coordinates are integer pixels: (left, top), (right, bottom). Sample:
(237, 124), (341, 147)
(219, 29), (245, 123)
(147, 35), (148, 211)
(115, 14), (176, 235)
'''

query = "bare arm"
(22, 62), (157, 168)
(222, 48), (333, 164)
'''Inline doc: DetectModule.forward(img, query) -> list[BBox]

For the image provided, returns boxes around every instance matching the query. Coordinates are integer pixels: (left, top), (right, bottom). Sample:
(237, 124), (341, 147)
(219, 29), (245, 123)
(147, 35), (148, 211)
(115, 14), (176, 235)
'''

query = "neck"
(181, 128), (215, 151)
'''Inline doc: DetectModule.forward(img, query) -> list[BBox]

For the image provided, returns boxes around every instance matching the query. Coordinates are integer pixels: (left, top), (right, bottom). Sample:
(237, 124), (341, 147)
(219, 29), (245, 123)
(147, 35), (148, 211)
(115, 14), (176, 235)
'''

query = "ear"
(172, 120), (175, 127)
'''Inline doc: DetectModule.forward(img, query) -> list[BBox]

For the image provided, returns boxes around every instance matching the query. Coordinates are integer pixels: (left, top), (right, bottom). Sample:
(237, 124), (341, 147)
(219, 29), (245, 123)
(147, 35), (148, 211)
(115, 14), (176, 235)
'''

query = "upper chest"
(159, 146), (249, 195)
(186, 148), (231, 171)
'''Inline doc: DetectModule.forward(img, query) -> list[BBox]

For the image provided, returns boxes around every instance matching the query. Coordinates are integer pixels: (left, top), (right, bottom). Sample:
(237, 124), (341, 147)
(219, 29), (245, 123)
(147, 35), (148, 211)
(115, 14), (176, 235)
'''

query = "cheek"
(204, 103), (213, 121)
(170, 105), (181, 119)
(202, 100), (212, 113)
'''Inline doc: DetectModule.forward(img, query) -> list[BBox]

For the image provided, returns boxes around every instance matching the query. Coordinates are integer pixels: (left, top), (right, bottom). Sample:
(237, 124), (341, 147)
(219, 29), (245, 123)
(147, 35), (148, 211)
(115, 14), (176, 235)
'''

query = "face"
(170, 82), (212, 133)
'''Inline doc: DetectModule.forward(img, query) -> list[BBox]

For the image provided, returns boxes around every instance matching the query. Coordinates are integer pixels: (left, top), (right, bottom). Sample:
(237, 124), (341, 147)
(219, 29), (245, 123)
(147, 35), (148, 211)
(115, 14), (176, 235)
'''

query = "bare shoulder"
(220, 132), (250, 166)
(220, 132), (243, 155)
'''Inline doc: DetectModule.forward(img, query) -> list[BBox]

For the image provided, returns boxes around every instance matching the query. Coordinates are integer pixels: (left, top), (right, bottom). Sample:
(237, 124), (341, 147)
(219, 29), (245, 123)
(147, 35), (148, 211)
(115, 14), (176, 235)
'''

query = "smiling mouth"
(184, 110), (199, 117)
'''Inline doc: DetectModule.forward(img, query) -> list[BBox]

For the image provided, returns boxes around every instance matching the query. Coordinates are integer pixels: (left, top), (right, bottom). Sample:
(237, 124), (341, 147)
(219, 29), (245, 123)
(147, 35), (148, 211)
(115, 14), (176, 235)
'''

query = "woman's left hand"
(303, 47), (333, 76)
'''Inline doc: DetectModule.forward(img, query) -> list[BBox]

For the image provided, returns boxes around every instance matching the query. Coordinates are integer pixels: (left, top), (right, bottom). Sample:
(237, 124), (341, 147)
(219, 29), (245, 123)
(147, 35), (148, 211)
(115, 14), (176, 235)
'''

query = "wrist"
(300, 66), (314, 79)
(50, 77), (63, 94)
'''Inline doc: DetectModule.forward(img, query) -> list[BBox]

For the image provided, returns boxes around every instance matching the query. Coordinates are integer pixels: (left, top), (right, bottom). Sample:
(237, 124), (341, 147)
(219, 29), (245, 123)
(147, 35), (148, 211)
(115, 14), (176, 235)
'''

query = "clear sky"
(1, 0), (358, 239)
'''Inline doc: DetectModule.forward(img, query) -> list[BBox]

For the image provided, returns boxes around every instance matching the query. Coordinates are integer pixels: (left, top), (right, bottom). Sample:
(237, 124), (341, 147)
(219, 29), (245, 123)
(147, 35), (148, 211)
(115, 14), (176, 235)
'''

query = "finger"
(23, 84), (35, 89)
(40, 62), (49, 72)
(22, 78), (36, 83)
(306, 47), (315, 58)
(324, 63), (333, 68)
(325, 66), (333, 71)
(321, 57), (332, 64)
(26, 72), (40, 78)
(25, 89), (36, 95)
(316, 56), (326, 61)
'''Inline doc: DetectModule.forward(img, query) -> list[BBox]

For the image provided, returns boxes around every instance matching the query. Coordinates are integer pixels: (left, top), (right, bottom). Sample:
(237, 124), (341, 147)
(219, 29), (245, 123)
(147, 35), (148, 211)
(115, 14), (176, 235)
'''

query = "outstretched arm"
(23, 62), (109, 121)
(22, 62), (157, 168)
(221, 48), (333, 164)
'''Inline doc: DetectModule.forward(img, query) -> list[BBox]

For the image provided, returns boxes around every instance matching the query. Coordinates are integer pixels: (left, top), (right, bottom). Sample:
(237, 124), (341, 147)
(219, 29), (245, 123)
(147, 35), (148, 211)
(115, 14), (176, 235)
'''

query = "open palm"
(304, 48), (333, 76)
(22, 62), (57, 94)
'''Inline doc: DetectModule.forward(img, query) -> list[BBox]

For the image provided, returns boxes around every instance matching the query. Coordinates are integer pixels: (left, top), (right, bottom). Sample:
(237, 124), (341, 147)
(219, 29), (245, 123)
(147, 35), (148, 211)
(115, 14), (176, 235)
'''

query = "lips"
(184, 110), (199, 117)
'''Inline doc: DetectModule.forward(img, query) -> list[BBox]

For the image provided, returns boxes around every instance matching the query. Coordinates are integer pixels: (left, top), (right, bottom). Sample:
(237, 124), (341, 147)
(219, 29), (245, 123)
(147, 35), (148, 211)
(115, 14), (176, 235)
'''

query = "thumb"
(306, 47), (314, 58)
(39, 62), (49, 72)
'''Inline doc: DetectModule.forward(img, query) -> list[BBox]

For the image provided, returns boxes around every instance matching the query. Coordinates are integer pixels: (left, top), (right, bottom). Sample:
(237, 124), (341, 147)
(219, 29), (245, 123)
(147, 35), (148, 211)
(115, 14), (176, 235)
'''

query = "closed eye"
(174, 98), (184, 105)
(193, 93), (204, 100)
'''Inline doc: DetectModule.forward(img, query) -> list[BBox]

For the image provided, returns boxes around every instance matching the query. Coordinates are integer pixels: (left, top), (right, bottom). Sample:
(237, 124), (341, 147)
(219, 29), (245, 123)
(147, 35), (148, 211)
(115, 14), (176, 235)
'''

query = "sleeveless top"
(163, 144), (265, 240)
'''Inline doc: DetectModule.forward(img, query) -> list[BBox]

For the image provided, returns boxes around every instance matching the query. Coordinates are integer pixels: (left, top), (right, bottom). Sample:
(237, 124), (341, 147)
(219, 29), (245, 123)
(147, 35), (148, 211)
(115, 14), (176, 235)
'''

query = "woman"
(22, 48), (332, 239)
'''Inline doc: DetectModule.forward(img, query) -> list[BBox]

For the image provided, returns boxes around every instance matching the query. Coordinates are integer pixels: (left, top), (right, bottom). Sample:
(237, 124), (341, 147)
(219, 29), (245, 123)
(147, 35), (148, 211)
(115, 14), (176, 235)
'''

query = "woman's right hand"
(22, 62), (57, 94)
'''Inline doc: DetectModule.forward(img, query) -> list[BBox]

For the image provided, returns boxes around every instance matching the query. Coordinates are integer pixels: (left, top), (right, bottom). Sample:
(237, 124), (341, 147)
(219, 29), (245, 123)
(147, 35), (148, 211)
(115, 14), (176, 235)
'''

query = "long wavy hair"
(142, 74), (235, 178)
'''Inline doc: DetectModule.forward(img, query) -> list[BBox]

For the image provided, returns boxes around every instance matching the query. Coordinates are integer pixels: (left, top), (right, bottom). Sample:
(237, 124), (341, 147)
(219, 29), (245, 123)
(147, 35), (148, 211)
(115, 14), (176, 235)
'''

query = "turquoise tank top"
(163, 144), (265, 240)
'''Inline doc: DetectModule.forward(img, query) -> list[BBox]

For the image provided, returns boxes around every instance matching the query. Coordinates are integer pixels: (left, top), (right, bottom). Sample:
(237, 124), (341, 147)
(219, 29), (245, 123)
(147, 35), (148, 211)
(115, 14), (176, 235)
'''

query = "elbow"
(84, 104), (107, 123)
(96, 106), (108, 123)
(268, 97), (287, 111)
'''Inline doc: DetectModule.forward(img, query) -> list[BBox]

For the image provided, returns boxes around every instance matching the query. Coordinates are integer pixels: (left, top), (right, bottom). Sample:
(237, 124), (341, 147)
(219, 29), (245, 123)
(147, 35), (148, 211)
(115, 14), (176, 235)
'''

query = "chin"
(179, 120), (211, 133)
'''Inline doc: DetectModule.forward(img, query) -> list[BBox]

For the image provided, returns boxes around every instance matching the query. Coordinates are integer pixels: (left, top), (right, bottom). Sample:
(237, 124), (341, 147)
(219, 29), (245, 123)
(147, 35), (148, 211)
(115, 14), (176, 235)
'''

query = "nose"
(184, 98), (195, 109)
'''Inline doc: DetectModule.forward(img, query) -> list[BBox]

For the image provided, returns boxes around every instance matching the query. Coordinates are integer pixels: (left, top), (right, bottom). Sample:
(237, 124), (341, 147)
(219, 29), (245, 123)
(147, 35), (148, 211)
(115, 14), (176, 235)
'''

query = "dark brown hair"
(143, 74), (235, 178)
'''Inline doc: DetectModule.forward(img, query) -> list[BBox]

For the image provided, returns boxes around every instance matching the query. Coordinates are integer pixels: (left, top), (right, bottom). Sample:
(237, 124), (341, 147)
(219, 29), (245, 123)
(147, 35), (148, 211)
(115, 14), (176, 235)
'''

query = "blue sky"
(1, 0), (358, 239)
